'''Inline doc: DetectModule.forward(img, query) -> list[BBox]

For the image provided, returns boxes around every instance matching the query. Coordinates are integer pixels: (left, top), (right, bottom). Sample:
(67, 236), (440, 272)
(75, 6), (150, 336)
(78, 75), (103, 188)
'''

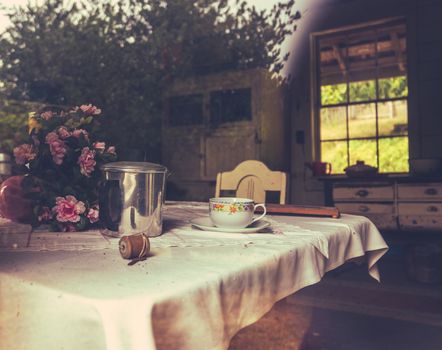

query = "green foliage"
(379, 137), (409, 172)
(379, 76), (408, 99)
(322, 137), (409, 174)
(321, 76), (408, 105)
(0, 0), (299, 157)
(320, 76), (409, 173)
(0, 99), (41, 153)
(321, 84), (346, 105)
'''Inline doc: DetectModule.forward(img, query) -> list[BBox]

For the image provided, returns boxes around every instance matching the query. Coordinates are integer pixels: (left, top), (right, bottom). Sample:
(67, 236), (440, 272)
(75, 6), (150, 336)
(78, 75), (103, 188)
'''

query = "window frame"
(310, 17), (409, 174)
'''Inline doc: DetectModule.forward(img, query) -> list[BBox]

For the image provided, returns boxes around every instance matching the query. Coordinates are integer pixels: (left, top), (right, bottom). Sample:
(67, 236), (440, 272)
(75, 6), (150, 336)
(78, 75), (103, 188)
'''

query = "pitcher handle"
(251, 203), (267, 224)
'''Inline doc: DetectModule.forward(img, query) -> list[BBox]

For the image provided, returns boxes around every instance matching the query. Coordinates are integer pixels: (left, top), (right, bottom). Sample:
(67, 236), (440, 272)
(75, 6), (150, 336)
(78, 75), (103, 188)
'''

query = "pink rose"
(93, 142), (106, 153)
(45, 132), (59, 143)
(57, 126), (71, 139)
(87, 207), (99, 223)
(52, 195), (86, 223)
(106, 146), (116, 155)
(13, 143), (36, 165)
(79, 104), (101, 115)
(72, 129), (89, 141)
(38, 206), (52, 222)
(41, 111), (53, 120)
(45, 133), (67, 165)
(78, 147), (96, 177)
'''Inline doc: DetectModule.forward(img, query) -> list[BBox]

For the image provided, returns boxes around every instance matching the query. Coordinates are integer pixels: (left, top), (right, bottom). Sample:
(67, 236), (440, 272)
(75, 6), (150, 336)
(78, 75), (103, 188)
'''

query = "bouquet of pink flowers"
(11, 104), (117, 231)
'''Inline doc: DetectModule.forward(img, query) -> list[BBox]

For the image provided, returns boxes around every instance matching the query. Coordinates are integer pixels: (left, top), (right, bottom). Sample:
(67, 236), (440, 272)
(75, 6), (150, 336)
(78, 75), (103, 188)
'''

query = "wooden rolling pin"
(255, 204), (340, 218)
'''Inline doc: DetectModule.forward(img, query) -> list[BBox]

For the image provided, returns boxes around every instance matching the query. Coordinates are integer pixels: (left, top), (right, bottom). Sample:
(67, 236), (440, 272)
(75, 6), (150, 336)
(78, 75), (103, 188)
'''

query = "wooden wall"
(287, 0), (442, 205)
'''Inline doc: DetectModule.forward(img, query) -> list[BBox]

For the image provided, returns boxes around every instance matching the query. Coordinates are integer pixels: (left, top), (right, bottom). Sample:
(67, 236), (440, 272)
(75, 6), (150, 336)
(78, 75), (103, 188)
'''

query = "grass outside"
(320, 101), (409, 174)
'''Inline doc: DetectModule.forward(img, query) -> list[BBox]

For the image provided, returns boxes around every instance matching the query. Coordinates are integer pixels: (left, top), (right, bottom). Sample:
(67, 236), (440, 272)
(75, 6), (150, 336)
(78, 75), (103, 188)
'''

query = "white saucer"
(190, 217), (271, 233)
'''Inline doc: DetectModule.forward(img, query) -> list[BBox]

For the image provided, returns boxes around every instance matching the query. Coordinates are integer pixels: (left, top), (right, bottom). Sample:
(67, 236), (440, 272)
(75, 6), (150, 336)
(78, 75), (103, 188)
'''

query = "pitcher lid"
(101, 161), (168, 174)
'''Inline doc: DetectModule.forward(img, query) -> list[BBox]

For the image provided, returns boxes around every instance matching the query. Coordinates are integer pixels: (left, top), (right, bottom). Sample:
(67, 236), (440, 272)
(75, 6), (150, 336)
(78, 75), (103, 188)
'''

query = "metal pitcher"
(0, 153), (12, 184)
(99, 161), (168, 237)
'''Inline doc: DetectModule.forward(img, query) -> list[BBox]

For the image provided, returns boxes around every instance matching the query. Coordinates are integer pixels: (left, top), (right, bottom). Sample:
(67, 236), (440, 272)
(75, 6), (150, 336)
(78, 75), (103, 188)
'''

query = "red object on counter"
(0, 175), (35, 223)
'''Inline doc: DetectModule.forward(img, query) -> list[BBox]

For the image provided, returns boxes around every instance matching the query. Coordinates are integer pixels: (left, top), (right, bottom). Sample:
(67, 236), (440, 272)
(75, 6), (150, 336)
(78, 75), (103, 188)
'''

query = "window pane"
(349, 80), (376, 102)
(319, 34), (347, 86)
(347, 29), (376, 72)
(169, 94), (204, 126)
(321, 83), (347, 105)
(321, 140), (348, 174)
(349, 139), (377, 168)
(379, 137), (409, 173)
(377, 24), (407, 78)
(348, 103), (376, 138)
(210, 88), (251, 125)
(320, 106), (347, 141)
(378, 100), (408, 136)
(379, 76), (408, 99)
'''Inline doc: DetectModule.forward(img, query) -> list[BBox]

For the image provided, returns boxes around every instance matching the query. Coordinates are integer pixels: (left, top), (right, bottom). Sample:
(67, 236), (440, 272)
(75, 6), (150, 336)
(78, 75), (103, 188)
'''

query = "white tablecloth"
(0, 202), (388, 350)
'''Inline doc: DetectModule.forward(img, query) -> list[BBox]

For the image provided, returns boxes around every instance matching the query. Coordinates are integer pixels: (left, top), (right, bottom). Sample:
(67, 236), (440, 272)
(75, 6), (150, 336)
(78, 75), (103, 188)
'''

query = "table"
(0, 202), (388, 350)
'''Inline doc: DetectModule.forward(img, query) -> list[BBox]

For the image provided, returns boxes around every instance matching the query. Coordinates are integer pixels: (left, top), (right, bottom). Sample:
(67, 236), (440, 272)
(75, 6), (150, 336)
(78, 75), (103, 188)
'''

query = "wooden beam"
(391, 32), (406, 72)
(320, 38), (406, 63)
(332, 45), (347, 73)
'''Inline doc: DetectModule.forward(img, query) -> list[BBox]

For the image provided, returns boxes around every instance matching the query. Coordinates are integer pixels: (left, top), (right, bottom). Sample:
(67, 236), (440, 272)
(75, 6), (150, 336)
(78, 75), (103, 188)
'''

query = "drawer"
(336, 202), (395, 215)
(333, 185), (394, 201)
(336, 203), (397, 230)
(398, 183), (442, 201)
(399, 215), (442, 231)
(398, 203), (442, 216)
(367, 215), (398, 231)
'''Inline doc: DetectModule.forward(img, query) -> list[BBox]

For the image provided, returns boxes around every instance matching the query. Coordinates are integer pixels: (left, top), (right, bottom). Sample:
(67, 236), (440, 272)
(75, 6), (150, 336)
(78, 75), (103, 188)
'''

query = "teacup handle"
(251, 203), (266, 224)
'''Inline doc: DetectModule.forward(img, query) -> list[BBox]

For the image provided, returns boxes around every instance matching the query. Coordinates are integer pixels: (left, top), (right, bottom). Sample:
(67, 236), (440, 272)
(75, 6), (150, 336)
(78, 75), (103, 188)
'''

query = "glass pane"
(321, 83), (347, 105)
(348, 103), (376, 138)
(379, 137), (409, 173)
(210, 88), (251, 125)
(347, 29), (376, 72)
(378, 100), (408, 136)
(321, 140), (348, 174)
(349, 139), (377, 168)
(320, 106), (347, 141)
(319, 34), (347, 86)
(377, 23), (407, 78)
(379, 76), (408, 99)
(169, 94), (204, 126)
(349, 80), (376, 102)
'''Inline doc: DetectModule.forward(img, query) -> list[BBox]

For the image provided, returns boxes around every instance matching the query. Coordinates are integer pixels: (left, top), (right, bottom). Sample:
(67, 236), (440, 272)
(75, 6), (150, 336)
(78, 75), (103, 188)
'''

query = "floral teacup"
(209, 197), (266, 228)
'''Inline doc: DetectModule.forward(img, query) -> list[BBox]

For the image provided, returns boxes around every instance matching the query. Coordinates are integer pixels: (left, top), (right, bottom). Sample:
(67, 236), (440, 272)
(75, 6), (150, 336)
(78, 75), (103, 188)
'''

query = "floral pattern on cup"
(208, 197), (267, 228)
(211, 202), (253, 214)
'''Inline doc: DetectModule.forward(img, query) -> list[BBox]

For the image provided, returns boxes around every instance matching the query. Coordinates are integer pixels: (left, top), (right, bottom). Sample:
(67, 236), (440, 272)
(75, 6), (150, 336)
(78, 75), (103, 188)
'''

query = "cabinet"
(397, 183), (442, 231)
(329, 177), (442, 232)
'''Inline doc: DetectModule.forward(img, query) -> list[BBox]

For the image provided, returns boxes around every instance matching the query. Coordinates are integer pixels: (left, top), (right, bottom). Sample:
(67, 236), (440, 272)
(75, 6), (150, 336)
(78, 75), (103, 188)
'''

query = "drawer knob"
(425, 188), (438, 195)
(427, 206), (439, 213)
(355, 189), (369, 197)
(359, 205), (370, 213)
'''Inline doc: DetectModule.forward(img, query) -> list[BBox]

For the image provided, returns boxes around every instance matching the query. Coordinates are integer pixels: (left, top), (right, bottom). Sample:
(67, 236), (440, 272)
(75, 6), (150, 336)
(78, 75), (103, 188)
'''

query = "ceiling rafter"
(391, 32), (406, 72)
(332, 45), (347, 73)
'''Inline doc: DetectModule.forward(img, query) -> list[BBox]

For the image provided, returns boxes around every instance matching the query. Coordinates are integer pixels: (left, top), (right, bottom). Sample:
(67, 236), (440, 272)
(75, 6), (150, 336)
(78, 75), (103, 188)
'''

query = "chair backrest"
(215, 160), (288, 204)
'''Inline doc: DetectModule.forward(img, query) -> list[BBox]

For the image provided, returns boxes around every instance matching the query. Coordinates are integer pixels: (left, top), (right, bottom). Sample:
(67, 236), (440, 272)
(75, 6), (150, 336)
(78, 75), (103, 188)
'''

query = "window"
(169, 94), (204, 126)
(313, 19), (408, 174)
(210, 88), (252, 125)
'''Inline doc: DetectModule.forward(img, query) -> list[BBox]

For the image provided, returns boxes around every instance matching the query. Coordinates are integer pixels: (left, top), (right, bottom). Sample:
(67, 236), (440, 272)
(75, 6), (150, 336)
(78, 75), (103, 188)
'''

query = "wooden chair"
(215, 160), (288, 204)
